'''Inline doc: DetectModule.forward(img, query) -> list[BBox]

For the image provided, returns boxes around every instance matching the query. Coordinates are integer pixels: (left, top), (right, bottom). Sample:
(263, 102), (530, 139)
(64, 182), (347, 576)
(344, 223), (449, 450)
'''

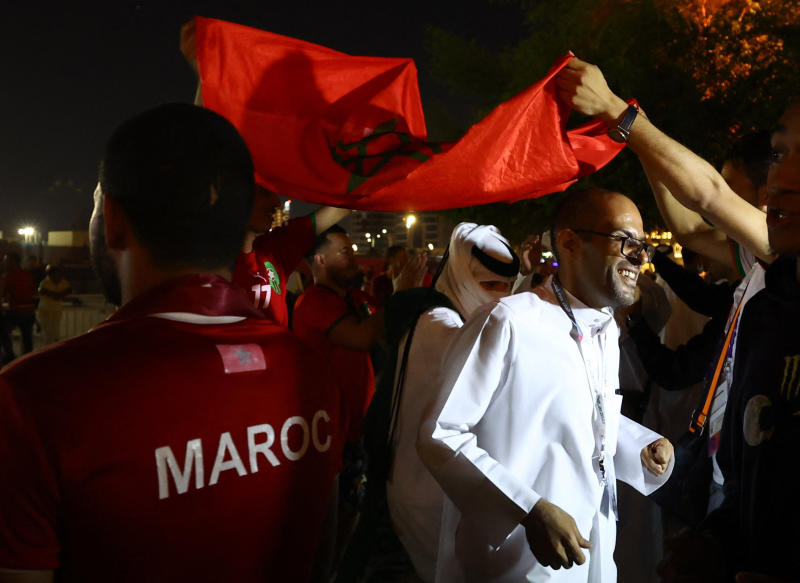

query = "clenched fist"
(641, 437), (673, 476)
(522, 498), (592, 570)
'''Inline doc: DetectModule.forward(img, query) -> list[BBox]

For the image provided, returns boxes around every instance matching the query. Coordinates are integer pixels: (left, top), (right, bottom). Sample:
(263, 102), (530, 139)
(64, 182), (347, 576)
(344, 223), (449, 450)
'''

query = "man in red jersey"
(293, 225), (380, 443)
(293, 224), (421, 567)
(293, 226), (426, 440)
(1, 251), (37, 361)
(232, 186), (351, 326)
(0, 104), (343, 583)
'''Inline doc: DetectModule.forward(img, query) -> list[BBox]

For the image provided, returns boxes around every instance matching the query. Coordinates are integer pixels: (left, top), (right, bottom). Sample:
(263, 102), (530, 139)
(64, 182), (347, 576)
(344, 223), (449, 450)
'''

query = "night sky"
(0, 0), (524, 237)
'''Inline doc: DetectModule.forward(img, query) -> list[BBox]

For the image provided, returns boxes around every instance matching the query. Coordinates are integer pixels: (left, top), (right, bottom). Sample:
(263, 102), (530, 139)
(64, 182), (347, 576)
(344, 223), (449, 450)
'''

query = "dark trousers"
(0, 314), (13, 363)
(3, 311), (35, 360)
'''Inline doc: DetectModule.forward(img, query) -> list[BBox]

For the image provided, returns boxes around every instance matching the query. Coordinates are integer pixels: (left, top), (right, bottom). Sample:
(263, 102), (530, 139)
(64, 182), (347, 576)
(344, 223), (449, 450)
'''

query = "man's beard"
(331, 268), (364, 290)
(89, 210), (122, 307)
(606, 259), (638, 309)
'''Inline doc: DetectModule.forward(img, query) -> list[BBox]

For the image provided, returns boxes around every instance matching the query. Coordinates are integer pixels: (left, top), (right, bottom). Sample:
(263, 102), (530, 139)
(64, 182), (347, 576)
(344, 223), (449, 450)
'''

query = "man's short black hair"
(726, 130), (772, 190)
(99, 103), (254, 271)
(307, 224), (347, 261)
(551, 187), (619, 262)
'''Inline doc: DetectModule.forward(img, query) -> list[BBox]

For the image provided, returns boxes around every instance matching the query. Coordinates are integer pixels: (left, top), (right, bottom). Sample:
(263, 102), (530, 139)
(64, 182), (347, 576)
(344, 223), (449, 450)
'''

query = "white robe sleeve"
(417, 302), (540, 547)
(614, 415), (674, 495)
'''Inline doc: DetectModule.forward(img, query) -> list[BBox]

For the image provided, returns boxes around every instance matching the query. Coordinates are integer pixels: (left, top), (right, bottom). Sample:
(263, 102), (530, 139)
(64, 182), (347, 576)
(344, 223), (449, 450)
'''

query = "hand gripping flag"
(195, 16), (625, 211)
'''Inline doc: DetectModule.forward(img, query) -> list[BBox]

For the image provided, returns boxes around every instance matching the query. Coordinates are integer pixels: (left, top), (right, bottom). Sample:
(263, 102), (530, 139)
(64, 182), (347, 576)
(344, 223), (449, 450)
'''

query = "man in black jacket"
(700, 102), (800, 583)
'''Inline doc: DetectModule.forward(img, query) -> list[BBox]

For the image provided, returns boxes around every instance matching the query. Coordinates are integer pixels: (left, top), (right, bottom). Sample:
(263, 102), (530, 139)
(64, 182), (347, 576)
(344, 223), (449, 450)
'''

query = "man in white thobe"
(387, 223), (519, 582)
(419, 189), (674, 582)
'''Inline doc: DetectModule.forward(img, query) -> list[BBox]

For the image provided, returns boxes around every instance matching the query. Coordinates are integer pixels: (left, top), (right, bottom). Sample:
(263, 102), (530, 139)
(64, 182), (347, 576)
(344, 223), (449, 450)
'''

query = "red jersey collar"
(106, 274), (264, 323)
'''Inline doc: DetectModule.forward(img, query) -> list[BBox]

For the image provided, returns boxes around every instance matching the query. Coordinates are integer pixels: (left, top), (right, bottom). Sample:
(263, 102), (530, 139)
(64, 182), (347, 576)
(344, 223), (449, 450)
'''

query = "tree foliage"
(426, 0), (800, 244)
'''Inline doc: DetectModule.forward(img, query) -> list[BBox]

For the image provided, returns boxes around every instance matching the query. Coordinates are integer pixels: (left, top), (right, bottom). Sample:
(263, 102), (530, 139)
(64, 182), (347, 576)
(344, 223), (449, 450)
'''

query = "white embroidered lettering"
(251, 282), (271, 308)
(281, 416), (310, 461)
(247, 424), (281, 472)
(209, 431), (248, 485)
(312, 410), (332, 452)
(155, 438), (204, 500)
(155, 413), (335, 500)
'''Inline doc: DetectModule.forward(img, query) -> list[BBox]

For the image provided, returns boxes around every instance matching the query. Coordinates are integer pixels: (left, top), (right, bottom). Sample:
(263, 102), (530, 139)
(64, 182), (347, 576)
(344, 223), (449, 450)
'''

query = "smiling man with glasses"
(419, 187), (673, 582)
(558, 56), (800, 582)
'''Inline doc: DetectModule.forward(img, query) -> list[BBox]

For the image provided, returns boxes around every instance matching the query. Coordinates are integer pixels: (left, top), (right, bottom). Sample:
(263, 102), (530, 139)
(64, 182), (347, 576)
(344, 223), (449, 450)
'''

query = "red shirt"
(3, 268), (36, 313)
(232, 216), (314, 326)
(292, 285), (377, 443)
(0, 274), (343, 582)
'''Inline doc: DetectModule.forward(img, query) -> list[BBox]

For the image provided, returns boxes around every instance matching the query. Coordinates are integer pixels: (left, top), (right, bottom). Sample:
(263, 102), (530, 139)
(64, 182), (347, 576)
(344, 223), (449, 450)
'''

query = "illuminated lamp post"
(404, 214), (416, 249)
(17, 226), (36, 243)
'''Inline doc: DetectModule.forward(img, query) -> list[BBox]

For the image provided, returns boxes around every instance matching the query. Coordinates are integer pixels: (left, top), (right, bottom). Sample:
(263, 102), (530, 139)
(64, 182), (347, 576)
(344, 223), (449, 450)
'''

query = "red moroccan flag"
(195, 16), (624, 211)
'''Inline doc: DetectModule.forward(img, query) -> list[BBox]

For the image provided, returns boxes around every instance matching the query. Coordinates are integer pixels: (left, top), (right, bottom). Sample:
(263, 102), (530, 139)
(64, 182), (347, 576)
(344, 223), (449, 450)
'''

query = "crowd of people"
(0, 32), (797, 583)
(0, 252), (72, 364)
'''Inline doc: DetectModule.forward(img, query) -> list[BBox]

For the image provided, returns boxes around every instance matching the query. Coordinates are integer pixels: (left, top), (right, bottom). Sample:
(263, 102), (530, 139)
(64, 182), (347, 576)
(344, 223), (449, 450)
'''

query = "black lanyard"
(551, 273), (584, 342)
(550, 274), (612, 490)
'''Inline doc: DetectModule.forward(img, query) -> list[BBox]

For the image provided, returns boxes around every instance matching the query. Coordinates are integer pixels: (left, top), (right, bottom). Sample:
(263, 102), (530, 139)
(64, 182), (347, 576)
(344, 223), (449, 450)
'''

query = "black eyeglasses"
(572, 229), (656, 262)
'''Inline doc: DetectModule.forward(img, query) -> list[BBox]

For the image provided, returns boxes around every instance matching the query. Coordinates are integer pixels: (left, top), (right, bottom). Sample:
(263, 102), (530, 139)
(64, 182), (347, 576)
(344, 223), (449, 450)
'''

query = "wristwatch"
(608, 104), (639, 143)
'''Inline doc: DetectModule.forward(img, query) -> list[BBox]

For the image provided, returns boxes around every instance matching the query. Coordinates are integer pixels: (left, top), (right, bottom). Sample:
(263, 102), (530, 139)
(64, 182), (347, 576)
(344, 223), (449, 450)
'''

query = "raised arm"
(643, 170), (733, 266)
(556, 58), (773, 264)
(312, 207), (352, 236)
(180, 20), (203, 106)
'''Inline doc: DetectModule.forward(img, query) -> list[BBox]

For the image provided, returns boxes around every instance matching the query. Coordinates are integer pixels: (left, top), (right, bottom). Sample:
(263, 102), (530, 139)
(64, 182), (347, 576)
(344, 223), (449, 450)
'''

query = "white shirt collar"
(539, 275), (614, 335)
(149, 312), (246, 324)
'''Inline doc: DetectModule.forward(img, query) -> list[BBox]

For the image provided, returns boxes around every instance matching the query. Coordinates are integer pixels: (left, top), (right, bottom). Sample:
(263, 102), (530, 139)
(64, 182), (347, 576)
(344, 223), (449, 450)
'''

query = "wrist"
(599, 97), (629, 126)
(524, 498), (549, 526)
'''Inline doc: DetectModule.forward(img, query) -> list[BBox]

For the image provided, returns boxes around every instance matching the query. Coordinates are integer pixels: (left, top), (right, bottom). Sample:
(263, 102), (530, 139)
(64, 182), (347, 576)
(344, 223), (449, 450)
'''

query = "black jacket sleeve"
(652, 252), (735, 317)
(627, 310), (728, 391)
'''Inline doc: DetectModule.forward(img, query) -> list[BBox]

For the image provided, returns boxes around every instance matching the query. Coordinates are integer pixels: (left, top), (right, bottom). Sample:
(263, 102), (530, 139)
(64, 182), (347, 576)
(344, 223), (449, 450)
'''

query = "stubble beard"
(89, 212), (123, 307)
(331, 268), (363, 291)
(606, 260), (637, 310)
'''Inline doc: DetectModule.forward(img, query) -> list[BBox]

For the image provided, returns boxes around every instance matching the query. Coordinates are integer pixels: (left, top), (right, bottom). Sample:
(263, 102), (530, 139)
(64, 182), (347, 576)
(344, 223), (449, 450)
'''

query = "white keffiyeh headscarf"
(435, 222), (519, 318)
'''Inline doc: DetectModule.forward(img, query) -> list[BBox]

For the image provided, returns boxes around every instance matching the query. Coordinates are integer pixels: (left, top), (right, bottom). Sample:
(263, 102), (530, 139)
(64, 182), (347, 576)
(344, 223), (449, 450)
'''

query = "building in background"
(43, 230), (100, 295)
(46, 230), (89, 264)
(342, 211), (452, 256)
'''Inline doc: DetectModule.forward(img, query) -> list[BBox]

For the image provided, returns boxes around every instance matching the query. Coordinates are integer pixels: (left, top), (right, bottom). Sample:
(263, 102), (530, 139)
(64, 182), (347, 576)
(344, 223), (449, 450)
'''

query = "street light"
(18, 226), (37, 244)
(404, 214), (417, 249)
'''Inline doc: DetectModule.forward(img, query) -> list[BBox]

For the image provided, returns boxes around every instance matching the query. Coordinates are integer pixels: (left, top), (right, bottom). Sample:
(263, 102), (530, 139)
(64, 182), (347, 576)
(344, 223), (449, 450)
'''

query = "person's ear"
(556, 229), (581, 260)
(313, 253), (326, 268)
(103, 195), (128, 251)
